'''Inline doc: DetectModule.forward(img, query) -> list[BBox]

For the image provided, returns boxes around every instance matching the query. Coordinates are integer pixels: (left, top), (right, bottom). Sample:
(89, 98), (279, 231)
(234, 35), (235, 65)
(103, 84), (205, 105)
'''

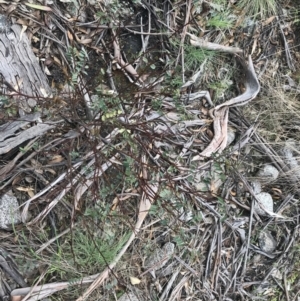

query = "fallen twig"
(187, 33), (243, 54)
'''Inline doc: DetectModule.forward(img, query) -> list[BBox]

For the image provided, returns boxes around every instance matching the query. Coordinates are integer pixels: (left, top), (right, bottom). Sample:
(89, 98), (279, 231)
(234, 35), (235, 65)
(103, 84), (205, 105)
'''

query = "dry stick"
(168, 275), (190, 300)
(176, 0), (192, 83)
(19, 269), (48, 301)
(72, 155), (119, 212)
(214, 56), (260, 110)
(0, 137), (38, 180)
(187, 33), (243, 54)
(241, 195), (255, 278)
(111, 28), (140, 80)
(10, 275), (99, 301)
(277, 17), (295, 71)
(173, 255), (198, 276)
(204, 221), (217, 282)
(212, 219), (222, 290)
(124, 28), (172, 35)
(28, 154), (99, 224)
(31, 153), (120, 225)
(135, 11), (151, 71)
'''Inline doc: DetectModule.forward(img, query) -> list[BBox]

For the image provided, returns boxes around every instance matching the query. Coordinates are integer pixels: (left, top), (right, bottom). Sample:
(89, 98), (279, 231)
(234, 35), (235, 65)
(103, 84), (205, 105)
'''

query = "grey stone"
(144, 242), (175, 272)
(256, 164), (279, 184)
(254, 192), (274, 216)
(226, 127), (236, 146)
(0, 191), (21, 229)
(250, 180), (262, 194)
(259, 231), (277, 253)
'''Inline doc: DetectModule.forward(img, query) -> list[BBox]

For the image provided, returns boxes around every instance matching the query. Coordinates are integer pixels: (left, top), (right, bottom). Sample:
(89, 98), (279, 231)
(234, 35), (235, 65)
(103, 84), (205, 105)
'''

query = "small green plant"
(0, 95), (9, 106)
(202, 0), (236, 30)
(70, 151), (80, 160)
(123, 156), (138, 187)
(207, 12), (235, 30)
(50, 229), (130, 278)
(92, 94), (121, 116)
(208, 77), (233, 102)
(170, 38), (215, 71)
(238, 0), (277, 18)
(66, 46), (88, 86)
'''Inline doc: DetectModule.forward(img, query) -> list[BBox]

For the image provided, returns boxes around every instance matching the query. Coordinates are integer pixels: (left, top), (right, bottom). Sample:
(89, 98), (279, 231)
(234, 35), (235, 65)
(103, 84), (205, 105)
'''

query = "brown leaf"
(48, 155), (64, 164)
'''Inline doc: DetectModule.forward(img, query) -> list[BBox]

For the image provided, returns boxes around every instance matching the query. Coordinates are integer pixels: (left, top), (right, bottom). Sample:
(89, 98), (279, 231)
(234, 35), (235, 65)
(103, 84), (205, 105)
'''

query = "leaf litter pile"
(0, 0), (300, 300)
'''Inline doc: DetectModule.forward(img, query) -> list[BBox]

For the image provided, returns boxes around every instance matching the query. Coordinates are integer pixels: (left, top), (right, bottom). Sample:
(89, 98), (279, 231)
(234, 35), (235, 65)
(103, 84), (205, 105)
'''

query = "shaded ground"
(1, 0), (300, 300)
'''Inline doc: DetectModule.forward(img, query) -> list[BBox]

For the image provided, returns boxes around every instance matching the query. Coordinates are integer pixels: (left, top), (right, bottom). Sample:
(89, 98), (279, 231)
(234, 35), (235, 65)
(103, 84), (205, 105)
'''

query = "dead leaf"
(67, 30), (73, 41)
(25, 3), (52, 11)
(48, 155), (64, 164)
(262, 16), (276, 26)
(130, 276), (141, 285)
(45, 168), (56, 175)
(16, 186), (34, 197)
(79, 39), (93, 44)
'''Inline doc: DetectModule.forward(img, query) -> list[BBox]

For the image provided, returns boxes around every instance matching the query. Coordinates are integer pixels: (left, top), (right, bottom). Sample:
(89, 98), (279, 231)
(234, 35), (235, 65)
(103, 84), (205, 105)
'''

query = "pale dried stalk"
(187, 33), (243, 54)
(112, 29), (139, 79)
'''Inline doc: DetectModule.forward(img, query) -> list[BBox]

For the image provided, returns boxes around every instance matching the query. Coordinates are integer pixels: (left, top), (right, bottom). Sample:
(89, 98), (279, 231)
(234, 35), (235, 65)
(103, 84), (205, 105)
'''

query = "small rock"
(259, 231), (277, 253)
(280, 139), (300, 180)
(252, 254), (262, 264)
(254, 192), (274, 216)
(144, 242), (175, 272)
(250, 180), (262, 194)
(0, 191), (21, 229)
(256, 164), (279, 184)
(271, 268), (283, 280)
(226, 127), (236, 146)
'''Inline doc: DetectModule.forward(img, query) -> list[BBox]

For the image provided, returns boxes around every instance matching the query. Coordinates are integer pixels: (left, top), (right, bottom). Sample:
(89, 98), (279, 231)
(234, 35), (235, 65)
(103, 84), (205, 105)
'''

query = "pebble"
(259, 230), (277, 253)
(226, 127), (236, 146)
(254, 192), (274, 216)
(144, 242), (175, 271)
(256, 164), (279, 184)
(250, 180), (262, 194)
(0, 191), (21, 229)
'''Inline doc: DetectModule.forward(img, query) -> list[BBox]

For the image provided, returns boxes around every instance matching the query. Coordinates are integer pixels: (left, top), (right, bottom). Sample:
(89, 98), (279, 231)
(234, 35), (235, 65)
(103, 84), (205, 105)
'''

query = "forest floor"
(1, 0), (300, 300)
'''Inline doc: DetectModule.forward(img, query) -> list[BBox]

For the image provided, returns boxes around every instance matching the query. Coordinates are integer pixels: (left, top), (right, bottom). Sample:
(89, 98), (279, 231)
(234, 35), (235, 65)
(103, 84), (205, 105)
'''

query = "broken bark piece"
(0, 15), (11, 33)
(0, 22), (52, 111)
(0, 113), (56, 155)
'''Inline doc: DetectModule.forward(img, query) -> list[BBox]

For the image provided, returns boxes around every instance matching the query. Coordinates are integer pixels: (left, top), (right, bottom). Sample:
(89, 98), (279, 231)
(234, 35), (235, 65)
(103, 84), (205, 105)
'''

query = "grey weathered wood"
(0, 23), (52, 111)
(0, 112), (42, 142)
(0, 122), (55, 155)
